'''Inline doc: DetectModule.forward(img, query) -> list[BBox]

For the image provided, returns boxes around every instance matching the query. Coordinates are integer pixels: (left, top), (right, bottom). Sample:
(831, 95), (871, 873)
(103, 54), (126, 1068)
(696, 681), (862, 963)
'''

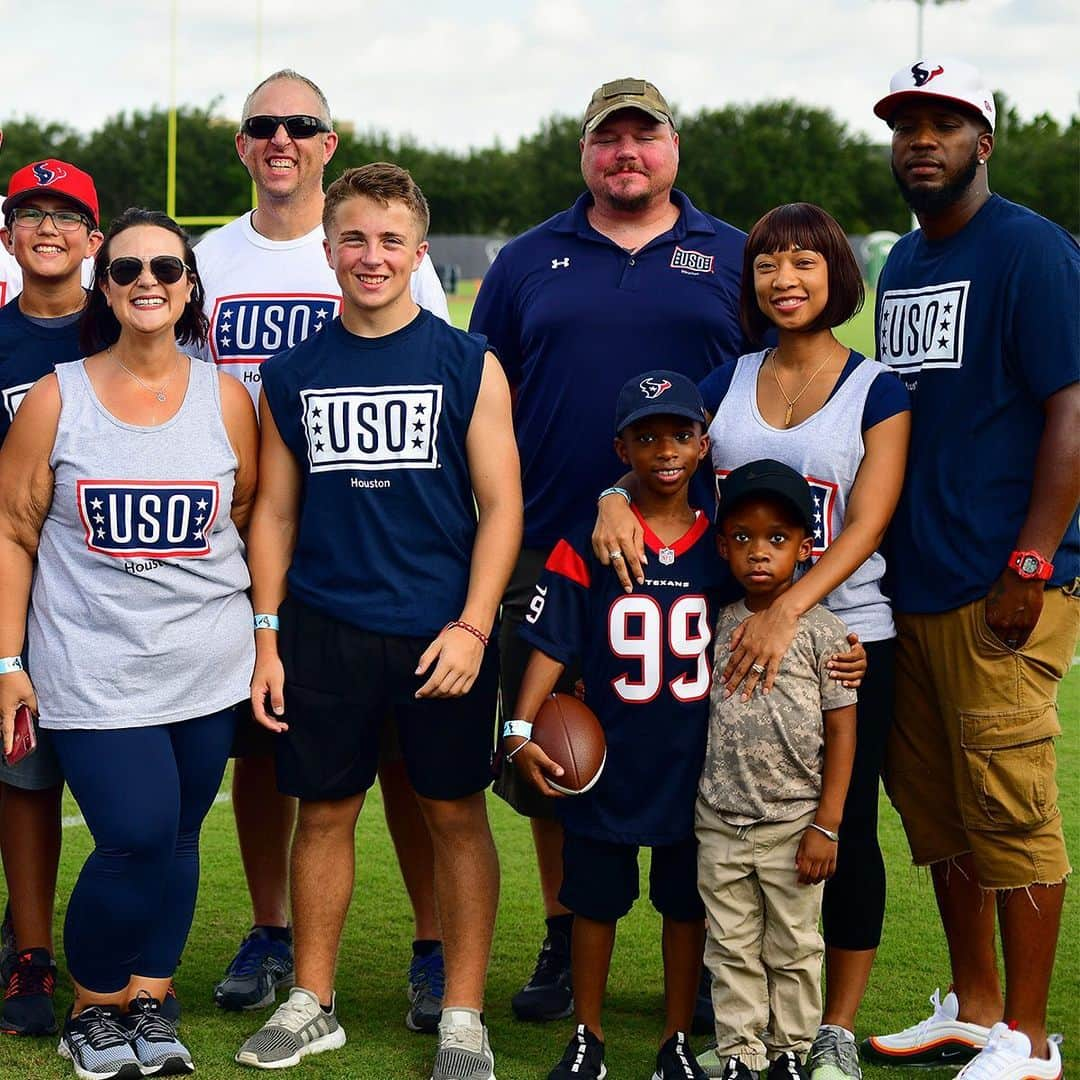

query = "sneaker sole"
(58, 1037), (144, 1080)
(141, 1054), (195, 1076)
(860, 1037), (983, 1067)
(235, 1026), (346, 1070)
(215, 973), (296, 1012)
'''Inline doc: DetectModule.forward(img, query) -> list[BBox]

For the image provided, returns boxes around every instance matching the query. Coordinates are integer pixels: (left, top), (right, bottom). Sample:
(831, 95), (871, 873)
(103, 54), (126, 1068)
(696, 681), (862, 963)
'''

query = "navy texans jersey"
(519, 507), (724, 845)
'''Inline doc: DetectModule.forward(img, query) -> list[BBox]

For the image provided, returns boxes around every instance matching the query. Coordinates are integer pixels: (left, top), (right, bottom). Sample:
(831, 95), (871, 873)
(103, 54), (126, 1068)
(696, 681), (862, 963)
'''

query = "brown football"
(532, 693), (606, 796)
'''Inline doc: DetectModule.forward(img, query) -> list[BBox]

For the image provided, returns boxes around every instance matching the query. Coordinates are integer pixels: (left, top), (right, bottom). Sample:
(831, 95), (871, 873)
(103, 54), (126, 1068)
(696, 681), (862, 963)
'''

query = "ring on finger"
(750, 663), (766, 675)
(609, 550), (623, 560)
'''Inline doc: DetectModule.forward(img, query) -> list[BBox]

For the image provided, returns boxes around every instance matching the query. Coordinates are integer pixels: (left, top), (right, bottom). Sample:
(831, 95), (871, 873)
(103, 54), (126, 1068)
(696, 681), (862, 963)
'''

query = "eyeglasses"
(241, 114), (330, 140)
(10, 207), (91, 232)
(105, 256), (191, 287)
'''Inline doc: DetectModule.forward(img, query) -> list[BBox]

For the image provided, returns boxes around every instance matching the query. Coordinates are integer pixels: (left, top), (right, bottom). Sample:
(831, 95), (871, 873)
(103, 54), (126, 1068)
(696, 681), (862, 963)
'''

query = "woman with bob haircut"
(0, 207), (258, 1078)
(595, 202), (910, 1079)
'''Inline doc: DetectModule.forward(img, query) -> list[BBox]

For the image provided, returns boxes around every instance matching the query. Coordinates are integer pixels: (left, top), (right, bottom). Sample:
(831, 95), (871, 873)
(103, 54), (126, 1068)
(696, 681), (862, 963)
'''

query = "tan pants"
(696, 801), (822, 1071)
(887, 590), (1078, 888)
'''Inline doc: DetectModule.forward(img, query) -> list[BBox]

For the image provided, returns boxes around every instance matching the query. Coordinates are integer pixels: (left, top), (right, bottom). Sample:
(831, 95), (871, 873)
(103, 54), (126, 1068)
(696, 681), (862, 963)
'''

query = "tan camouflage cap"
(582, 78), (674, 134)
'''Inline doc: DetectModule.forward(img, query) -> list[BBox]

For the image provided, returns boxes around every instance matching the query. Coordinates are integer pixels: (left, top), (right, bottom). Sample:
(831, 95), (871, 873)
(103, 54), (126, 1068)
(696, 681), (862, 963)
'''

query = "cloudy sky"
(2, 0), (1076, 149)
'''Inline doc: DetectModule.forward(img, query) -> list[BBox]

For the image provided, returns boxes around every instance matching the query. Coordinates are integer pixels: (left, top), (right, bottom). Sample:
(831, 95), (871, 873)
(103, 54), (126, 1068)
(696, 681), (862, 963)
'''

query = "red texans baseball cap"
(3, 159), (99, 225)
(874, 57), (995, 132)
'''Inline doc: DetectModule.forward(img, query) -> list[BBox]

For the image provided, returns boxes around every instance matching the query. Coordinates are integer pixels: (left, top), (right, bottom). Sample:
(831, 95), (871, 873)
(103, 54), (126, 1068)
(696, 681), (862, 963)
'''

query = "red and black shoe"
(0, 947), (57, 1036)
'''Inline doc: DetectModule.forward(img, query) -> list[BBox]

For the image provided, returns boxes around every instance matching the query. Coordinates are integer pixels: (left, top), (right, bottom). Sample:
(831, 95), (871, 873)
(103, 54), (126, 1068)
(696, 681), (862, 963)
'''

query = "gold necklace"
(109, 346), (179, 403)
(769, 343), (839, 427)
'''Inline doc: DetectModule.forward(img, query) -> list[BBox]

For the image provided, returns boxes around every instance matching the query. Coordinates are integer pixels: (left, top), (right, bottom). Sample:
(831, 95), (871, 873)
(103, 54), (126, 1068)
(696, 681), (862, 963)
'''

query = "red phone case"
(3, 704), (37, 767)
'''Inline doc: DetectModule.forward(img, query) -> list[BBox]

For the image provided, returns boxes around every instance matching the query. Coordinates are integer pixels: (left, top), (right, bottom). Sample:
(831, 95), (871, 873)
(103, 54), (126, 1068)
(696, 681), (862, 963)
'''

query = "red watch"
(1008, 549), (1054, 581)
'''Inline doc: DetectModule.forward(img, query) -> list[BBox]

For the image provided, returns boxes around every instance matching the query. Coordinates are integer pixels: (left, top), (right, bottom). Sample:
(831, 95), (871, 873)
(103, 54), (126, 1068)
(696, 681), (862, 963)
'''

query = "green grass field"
(3, 287), (1074, 1078)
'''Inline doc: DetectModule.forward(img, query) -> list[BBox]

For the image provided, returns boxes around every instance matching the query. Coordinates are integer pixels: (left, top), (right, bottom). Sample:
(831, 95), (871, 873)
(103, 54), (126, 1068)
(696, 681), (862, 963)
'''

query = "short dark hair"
(323, 163), (430, 240)
(80, 208), (209, 354)
(739, 202), (865, 345)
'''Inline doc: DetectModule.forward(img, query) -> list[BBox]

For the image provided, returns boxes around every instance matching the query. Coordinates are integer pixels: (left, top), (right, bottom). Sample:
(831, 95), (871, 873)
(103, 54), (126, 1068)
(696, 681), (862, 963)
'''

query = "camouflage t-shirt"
(698, 600), (857, 826)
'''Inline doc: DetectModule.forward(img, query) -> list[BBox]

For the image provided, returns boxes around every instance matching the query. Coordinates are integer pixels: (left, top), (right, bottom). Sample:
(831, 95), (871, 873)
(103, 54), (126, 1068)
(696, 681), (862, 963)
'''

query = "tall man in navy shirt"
(864, 59), (1079, 1080)
(470, 77), (751, 1023)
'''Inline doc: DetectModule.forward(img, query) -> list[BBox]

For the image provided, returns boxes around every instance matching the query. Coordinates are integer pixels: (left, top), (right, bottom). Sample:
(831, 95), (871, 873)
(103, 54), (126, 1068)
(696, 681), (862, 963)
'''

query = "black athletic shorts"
(274, 595), (498, 802)
(559, 830), (705, 923)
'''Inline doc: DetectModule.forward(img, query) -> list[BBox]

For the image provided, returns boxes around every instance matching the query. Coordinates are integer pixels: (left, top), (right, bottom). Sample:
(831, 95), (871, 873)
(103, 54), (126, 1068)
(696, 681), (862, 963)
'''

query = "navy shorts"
(274, 595), (497, 803)
(559, 830), (705, 923)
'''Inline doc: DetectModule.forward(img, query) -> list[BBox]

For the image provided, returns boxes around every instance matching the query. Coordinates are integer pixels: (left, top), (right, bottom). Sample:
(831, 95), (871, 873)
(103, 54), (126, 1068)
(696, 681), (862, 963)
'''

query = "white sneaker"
(862, 988), (990, 1067)
(430, 1007), (495, 1080)
(956, 1023), (1062, 1080)
(235, 986), (346, 1069)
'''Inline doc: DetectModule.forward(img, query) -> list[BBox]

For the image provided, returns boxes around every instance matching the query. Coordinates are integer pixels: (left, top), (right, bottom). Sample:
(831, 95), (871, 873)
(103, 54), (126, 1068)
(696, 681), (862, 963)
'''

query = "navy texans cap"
(614, 369), (707, 434)
(718, 458), (815, 533)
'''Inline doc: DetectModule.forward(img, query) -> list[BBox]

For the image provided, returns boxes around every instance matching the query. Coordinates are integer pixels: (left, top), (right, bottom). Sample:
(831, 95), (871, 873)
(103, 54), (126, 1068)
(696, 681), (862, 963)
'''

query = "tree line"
(2, 95), (1075, 237)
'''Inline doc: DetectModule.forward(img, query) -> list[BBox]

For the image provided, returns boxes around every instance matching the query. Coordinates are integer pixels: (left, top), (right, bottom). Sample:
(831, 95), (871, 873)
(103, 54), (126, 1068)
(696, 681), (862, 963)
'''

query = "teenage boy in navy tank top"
(236, 163), (522, 1079)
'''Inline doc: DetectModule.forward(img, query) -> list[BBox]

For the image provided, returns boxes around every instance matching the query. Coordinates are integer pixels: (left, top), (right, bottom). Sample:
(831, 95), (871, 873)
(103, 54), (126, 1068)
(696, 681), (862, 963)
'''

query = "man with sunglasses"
(196, 69), (452, 1030)
(0, 158), (103, 1040)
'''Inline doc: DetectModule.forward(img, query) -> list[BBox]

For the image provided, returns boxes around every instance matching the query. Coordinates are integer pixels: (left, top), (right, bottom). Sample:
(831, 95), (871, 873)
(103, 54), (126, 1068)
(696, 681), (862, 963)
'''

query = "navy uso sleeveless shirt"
(261, 309), (487, 638)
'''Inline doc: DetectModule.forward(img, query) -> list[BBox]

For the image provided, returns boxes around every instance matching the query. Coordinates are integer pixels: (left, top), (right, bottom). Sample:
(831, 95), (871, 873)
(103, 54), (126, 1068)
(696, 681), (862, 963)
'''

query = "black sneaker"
(58, 1005), (143, 1079)
(692, 964), (715, 1035)
(700, 1053), (755, 1080)
(0, 947), (57, 1036)
(158, 982), (181, 1025)
(653, 1031), (707, 1079)
(124, 992), (193, 1075)
(213, 925), (294, 1011)
(406, 943), (444, 1034)
(510, 930), (573, 1022)
(766, 1051), (810, 1080)
(548, 1024), (606, 1079)
(0, 903), (14, 988)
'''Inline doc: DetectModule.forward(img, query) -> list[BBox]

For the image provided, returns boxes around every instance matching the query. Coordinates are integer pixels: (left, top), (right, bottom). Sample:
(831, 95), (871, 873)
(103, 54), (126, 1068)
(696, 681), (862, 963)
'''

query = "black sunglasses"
(105, 256), (191, 287)
(241, 114), (330, 140)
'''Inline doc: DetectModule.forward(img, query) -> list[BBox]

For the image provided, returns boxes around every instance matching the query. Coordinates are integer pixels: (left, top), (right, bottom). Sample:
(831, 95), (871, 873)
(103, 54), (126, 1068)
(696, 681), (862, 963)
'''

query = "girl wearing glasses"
(0, 207), (258, 1079)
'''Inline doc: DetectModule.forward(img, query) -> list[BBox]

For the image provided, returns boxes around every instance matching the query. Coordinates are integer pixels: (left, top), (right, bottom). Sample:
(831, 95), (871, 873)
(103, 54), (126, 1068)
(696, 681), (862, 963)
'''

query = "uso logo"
(77, 480), (220, 558)
(209, 293), (341, 364)
(301, 385), (443, 472)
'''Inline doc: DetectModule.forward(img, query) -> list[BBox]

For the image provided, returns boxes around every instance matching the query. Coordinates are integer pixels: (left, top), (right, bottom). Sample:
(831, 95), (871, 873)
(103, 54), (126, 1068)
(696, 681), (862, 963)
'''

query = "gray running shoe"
(58, 1005), (143, 1080)
(124, 992), (193, 1076)
(235, 986), (346, 1070)
(808, 1026), (862, 1080)
(430, 1008), (495, 1080)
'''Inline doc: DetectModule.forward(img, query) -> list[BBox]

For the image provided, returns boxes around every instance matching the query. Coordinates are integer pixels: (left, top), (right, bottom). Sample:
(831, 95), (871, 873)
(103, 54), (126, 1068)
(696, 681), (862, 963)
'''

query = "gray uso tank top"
(30, 358), (254, 729)
(709, 350), (895, 642)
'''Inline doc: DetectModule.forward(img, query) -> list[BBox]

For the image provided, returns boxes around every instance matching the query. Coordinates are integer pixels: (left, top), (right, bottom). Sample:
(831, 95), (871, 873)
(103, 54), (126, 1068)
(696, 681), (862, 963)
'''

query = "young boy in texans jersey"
(504, 370), (720, 1080)
(236, 163), (521, 1080)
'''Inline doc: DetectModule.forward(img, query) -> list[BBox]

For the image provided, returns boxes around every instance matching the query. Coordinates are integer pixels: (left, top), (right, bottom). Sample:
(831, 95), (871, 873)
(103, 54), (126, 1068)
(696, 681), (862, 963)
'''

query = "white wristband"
(502, 719), (533, 740)
(0, 656), (24, 675)
(253, 614), (280, 631)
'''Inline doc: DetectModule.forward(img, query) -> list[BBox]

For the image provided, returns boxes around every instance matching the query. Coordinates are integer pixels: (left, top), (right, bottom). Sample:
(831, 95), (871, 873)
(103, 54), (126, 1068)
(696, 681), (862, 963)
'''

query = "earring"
(978, 158), (985, 165)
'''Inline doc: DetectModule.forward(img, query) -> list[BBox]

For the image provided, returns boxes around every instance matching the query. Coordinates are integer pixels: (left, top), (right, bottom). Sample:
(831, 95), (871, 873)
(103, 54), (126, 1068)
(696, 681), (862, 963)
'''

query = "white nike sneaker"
(861, 987), (990, 1067)
(956, 1023), (1062, 1080)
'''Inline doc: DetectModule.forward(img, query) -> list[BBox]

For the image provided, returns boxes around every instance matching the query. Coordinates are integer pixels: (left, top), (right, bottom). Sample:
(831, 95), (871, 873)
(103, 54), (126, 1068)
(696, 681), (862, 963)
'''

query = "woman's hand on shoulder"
(722, 600), (800, 700)
(591, 493), (646, 592)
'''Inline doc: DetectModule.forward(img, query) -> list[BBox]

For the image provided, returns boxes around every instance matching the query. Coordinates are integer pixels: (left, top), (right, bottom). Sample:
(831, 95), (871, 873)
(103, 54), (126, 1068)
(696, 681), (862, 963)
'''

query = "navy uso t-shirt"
(261, 309), (486, 637)
(0, 298), (84, 444)
(520, 508), (724, 845)
(471, 190), (750, 551)
(876, 196), (1079, 614)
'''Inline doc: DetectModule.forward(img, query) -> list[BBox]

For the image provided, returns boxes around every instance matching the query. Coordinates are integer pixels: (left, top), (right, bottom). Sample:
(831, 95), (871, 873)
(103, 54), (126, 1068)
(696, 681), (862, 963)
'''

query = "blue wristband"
(253, 614), (280, 631)
(598, 486), (631, 505)
(502, 719), (533, 740)
(0, 656), (24, 675)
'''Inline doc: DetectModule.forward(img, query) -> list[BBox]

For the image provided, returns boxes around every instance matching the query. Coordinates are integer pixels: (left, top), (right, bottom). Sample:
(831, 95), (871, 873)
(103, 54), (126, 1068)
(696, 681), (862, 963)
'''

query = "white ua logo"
(551, 257), (570, 269)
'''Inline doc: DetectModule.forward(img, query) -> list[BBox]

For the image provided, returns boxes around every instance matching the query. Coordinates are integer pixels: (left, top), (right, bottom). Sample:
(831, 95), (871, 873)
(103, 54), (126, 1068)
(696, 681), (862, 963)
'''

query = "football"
(532, 692), (606, 796)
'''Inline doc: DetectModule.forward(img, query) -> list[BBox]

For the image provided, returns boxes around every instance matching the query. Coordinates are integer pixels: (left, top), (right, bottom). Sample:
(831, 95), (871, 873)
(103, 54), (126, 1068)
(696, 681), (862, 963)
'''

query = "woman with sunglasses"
(0, 207), (258, 1079)
(594, 204), (910, 1080)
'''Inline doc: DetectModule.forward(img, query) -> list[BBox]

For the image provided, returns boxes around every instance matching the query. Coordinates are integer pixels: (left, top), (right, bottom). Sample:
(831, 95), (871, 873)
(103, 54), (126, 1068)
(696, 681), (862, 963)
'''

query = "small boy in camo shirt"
(696, 460), (857, 1080)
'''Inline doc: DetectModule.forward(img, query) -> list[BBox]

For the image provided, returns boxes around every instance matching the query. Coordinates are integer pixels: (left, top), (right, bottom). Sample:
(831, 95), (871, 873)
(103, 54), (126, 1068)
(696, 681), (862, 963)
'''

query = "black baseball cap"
(614, 369), (707, 434)
(718, 459), (815, 533)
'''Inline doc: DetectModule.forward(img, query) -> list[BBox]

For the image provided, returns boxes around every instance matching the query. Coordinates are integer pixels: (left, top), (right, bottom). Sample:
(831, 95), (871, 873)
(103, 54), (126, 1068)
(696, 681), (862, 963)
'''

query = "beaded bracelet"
(443, 620), (490, 648)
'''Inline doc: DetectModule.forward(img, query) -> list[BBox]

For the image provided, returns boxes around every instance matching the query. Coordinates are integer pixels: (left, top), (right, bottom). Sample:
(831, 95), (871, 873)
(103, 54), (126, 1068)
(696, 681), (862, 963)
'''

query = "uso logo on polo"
(77, 480), (220, 558)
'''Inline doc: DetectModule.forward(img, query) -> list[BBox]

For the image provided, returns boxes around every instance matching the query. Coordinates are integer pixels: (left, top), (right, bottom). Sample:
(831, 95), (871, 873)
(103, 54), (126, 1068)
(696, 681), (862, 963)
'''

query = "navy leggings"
(822, 638), (895, 951)
(50, 708), (236, 993)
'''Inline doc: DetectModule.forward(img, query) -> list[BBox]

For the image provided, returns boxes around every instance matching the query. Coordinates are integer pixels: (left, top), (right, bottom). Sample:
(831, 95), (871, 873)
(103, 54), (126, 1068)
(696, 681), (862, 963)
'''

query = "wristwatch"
(1008, 549), (1054, 581)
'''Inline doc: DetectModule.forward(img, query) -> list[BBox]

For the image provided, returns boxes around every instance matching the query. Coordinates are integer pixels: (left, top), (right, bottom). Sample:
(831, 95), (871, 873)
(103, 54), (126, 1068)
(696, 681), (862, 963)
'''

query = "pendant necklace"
(109, 346), (179, 403)
(769, 342), (839, 427)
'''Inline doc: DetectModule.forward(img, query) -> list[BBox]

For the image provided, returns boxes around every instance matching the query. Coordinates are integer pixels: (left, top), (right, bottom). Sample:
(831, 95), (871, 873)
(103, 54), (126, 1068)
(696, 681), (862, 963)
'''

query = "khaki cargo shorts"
(886, 588), (1078, 889)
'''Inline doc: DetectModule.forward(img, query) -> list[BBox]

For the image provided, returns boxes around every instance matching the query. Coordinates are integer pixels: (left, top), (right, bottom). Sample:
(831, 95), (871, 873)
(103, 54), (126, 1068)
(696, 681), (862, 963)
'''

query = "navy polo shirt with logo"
(470, 189), (750, 551)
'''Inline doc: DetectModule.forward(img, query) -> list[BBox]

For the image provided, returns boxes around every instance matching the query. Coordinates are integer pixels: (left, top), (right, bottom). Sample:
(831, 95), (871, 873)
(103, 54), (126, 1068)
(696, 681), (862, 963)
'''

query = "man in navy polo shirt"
(469, 77), (751, 1024)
